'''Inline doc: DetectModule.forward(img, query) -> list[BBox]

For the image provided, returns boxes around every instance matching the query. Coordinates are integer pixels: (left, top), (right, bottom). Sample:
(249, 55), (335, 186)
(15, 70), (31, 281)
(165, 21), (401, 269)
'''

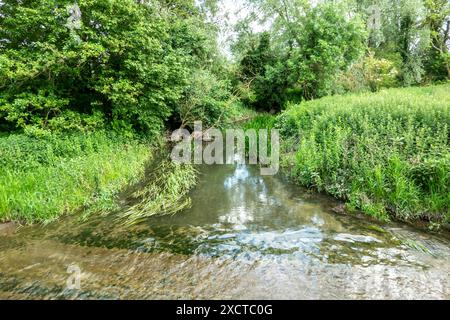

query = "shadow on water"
(0, 160), (449, 299)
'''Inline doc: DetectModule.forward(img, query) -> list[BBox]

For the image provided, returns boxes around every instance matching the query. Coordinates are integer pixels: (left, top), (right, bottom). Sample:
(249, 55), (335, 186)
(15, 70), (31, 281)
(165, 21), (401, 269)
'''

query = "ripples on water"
(0, 162), (449, 299)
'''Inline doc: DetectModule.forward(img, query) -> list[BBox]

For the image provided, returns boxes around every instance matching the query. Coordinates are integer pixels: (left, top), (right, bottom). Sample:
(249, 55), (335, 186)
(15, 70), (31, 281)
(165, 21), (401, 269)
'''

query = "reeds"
(114, 157), (197, 226)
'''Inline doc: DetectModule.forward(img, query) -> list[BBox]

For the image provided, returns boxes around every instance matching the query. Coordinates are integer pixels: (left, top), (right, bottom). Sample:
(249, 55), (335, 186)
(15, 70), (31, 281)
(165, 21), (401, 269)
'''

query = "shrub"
(177, 69), (232, 129)
(335, 52), (400, 94)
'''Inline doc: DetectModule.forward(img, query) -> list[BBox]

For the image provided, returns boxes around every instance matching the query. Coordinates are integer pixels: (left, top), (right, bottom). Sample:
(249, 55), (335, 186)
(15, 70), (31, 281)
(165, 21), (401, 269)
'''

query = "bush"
(176, 69), (233, 129)
(277, 84), (449, 224)
(335, 53), (400, 93)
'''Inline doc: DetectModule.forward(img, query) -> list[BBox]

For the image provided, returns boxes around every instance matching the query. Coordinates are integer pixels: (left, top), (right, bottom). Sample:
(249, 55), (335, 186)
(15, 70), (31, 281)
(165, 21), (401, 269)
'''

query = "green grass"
(242, 114), (276, 131)
(277, 84), (449, 225)
(241, 114), (277, 157)
(0, 131), (153, 224)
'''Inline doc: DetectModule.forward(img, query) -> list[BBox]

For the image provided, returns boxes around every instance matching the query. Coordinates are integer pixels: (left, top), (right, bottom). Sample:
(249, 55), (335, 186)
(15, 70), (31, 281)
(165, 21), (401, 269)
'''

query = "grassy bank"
(276, 84), (449, 225)
(0, 131), (153, 224)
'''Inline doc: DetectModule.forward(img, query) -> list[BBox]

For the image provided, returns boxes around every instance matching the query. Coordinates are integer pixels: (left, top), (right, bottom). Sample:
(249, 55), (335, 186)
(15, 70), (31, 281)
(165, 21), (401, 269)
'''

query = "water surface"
(0, 162), (449, 299)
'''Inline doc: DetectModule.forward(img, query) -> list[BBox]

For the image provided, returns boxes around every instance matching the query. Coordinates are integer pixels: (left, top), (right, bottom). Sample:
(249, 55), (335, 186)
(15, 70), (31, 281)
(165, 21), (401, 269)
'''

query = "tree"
(423, 0), (450, 80)
(293, 3), (367, 98)
(353, 0), (435, 85)
(0, 0), (227, 135)
(233, 0), (366, 110)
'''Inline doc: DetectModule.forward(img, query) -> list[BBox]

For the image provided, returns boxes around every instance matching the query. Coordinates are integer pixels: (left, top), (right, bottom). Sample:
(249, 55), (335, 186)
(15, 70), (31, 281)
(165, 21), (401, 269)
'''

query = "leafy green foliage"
(423, 0), (450, 81)
(291, 3), (367, 99)
(277, 84), (450, 224)
(0, 0), (226, 134)
(335, 52), (399, 93)
(356, 0), (449, 85)
(176, 69), (232, 129)
(0, 0), (448, 227)
(234, 1), (367, 110)
(234, 0), (449, 107)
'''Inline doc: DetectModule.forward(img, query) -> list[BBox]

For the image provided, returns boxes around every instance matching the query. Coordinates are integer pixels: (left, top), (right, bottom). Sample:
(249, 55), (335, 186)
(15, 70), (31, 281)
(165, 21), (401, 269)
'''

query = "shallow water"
(0, 162), (449, 299)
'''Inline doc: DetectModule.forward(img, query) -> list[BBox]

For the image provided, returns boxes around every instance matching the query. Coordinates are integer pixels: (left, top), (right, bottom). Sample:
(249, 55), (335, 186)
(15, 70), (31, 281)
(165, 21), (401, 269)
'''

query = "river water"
(0, 161), (449, 299)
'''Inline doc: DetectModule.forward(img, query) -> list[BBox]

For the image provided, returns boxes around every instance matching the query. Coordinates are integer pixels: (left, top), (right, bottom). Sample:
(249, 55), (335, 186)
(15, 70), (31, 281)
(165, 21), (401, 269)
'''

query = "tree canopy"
(0, 0), (227, 135)
(0, 0), (448, 130)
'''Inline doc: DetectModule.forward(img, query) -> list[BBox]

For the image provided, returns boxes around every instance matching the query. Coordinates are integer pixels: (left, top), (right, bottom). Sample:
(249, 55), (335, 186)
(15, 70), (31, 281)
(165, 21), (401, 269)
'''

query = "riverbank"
(0, 131), (161, 224)
(273, 84), (449, 228)
(1, 146), (449, 299)
(0, 131), (152, 224)
(0, 103), (253, 225)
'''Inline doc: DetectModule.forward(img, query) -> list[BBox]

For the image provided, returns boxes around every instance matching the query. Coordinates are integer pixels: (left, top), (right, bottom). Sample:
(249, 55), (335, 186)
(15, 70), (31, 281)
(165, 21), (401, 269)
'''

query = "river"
(0, 160), (449, 299)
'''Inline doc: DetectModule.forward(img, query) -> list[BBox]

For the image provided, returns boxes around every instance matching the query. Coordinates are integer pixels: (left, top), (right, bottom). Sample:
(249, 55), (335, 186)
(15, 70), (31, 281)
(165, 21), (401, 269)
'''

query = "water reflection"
(0, 161), (449, 299)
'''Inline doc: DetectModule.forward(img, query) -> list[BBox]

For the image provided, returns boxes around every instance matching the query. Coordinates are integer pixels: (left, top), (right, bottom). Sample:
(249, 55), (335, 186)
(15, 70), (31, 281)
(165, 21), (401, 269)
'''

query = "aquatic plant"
(115, 156), (197, 226)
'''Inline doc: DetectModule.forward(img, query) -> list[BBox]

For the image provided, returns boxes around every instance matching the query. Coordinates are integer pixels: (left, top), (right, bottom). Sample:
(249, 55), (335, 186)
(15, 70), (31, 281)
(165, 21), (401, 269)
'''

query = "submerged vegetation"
(116, 157), (197, 226)
(277, 85), (450, 224)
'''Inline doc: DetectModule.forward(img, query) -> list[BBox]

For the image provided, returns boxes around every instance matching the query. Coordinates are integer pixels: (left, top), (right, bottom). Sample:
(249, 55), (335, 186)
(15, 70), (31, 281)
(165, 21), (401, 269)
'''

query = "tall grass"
(0, 131), (152, 224)
(242, 114), (276, 132)
(242, 114), (276, 156)
(277, 84), (449, 224)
